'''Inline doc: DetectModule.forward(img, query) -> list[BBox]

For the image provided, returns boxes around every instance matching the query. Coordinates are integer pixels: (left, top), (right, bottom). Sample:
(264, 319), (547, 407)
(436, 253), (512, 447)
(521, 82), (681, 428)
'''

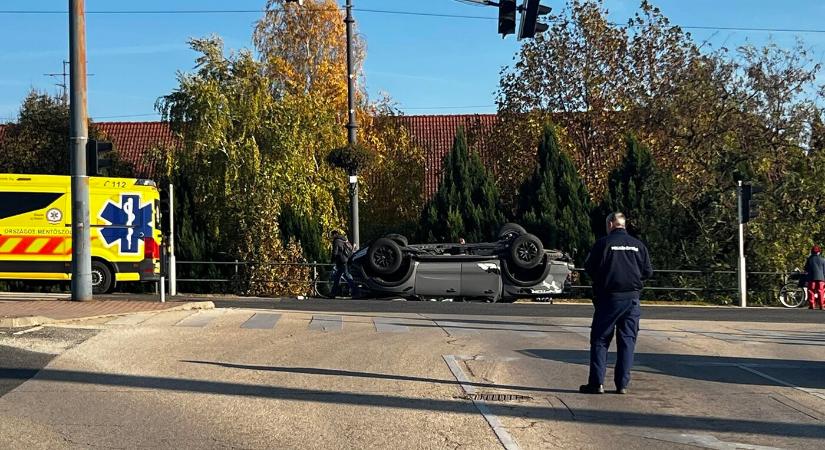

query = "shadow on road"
(2, 367), (823, 439)
(181, 360), (576, 394)
(520, 349), (825, 389)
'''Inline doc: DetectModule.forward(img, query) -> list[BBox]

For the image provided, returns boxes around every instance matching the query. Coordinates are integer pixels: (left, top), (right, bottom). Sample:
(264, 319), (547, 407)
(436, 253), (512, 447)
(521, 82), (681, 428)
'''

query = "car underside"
(349, 224), (574, 302)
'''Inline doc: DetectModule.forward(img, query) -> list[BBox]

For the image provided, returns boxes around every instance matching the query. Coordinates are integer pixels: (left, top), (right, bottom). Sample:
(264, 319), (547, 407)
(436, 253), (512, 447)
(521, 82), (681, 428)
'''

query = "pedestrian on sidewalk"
(329, 230), (356, 298)
(580, 212), (653, 395)
(804, 245), (825, 309)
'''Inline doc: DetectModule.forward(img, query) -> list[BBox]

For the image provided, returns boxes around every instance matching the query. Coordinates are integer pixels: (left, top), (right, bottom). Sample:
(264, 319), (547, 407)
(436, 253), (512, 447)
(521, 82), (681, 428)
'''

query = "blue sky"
(1, 0), (824, 122)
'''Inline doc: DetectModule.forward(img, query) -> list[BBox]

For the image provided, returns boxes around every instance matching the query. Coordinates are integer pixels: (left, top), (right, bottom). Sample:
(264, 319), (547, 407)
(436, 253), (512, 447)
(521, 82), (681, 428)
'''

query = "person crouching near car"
(580, 212), (653, 395)
(804, 245), (825, 310)
(330, 230), (356, 298)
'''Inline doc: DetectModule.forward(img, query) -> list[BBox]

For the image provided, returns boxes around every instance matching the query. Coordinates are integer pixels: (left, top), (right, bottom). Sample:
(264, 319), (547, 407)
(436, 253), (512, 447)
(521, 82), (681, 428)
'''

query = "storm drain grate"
(465, 393), (532, 402)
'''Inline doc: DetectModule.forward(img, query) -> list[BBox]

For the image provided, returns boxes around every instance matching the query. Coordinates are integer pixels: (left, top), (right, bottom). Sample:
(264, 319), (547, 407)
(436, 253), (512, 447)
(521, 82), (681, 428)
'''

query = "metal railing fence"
(170, 260), (798, 304)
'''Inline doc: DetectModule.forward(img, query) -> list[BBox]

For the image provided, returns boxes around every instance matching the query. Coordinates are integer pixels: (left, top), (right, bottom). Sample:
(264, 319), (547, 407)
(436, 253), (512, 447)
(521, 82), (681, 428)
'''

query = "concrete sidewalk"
(0, 299), (214, 328)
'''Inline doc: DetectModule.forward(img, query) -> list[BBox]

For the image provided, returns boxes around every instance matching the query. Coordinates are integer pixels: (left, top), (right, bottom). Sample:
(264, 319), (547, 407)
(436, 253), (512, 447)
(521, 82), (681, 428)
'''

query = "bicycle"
(312, 263), (356, 299)
(778, 271), (808, 308)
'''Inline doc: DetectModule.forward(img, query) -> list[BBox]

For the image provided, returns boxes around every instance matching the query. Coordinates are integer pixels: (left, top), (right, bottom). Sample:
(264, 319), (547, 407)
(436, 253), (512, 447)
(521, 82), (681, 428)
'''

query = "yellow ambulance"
(0, 174), (162, 294)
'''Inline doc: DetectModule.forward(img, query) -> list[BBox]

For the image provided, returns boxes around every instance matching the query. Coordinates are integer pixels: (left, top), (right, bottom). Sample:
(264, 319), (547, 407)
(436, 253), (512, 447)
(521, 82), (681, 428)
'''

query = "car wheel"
(367, 238), (404, 275)
(509, 234), (544, 269)
(384, 233), (408, 247)
(498, 223), (526, 240)
(91, 260), (114, 295)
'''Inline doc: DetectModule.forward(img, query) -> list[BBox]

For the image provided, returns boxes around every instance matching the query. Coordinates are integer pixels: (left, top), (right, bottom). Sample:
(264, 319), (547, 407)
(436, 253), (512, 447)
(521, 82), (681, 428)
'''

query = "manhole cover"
(465, 393), (532, 402)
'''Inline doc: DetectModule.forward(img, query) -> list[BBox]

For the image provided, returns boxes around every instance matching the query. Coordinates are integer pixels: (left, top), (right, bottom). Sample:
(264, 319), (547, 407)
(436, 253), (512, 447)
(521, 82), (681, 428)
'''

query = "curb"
(0, 301), (215, 328)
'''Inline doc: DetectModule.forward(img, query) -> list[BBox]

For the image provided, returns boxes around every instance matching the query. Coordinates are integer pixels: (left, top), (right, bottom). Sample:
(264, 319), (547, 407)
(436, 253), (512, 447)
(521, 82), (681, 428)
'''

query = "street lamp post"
(345, 0), (359, 249)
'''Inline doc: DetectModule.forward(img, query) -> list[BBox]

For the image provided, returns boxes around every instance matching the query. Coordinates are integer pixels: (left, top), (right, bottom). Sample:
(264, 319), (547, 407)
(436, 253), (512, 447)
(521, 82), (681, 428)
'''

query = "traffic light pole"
(345, 0), (359, 249)
(69, 0), (92, 301)
(168, 184), (177, 296)
(737, 180), (747, 308)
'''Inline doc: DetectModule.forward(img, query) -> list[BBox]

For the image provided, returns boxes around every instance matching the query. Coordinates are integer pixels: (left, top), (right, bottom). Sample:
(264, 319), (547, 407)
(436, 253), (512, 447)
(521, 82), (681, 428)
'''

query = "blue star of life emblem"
(99, 194), (154, 254)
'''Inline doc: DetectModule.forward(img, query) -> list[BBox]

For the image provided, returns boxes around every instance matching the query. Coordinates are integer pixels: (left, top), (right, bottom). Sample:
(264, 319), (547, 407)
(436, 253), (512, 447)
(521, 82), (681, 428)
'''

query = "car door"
(460, 260), (502, 299)
(414, 260), (461, 297)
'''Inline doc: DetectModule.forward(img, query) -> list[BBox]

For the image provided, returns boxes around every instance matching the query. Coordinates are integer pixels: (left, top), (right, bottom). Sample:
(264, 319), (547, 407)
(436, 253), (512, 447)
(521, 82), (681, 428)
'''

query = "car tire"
(498, 223), (526, 240)
(509, 233), (544, 269)
(91, 260), (114, 295)
(384, 233), (408, 247)
(367, 238), (404, 275)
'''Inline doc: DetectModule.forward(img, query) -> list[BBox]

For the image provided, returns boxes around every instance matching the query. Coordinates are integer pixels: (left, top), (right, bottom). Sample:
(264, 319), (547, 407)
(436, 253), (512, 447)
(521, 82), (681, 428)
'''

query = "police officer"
(580, 212), (653, 394)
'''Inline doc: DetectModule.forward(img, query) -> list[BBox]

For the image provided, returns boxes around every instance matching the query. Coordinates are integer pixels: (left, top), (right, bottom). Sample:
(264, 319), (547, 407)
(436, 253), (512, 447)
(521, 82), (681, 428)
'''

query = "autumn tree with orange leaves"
(255, 0), (424, 243)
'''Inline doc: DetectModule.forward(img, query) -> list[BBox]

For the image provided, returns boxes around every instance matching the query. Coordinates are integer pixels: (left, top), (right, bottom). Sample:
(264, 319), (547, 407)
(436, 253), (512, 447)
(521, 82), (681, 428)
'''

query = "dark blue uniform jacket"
(584, 229), (653, 300)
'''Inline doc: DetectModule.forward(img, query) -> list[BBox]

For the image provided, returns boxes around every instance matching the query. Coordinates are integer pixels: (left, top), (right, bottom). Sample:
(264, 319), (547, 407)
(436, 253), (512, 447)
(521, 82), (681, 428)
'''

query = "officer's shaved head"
(606, 212), (626, 233)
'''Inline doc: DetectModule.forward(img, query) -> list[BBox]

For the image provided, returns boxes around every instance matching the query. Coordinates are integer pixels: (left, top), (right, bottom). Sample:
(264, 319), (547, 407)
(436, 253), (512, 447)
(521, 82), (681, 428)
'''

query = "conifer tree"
(599, 134), (656, 238)
(597, 134), (685, 268)
(517, 123), (593, 262)
(420, 128), (504, 243)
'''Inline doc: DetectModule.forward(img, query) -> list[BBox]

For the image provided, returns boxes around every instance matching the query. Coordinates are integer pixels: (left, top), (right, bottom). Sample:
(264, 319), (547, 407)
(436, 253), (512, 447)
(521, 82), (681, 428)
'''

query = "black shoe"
(579, 384), (604, 394)
(615, 387), (628, 394)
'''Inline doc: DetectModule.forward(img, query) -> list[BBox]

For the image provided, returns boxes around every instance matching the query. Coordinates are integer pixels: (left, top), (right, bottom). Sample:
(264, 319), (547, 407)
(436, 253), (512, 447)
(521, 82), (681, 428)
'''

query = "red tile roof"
(1, 114), (498, 197)
(397, 114), (497, 198)
(95, 121), (179, 178)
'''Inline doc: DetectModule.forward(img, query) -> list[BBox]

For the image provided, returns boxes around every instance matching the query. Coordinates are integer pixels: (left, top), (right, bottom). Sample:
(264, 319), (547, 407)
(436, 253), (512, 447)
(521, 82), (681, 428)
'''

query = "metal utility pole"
(44, 60), (70, 105)
(69, 0), (92, 300)
(168, 184), (177, 296)
(736, 180), (747, 308)
(345, 0), (360, 249)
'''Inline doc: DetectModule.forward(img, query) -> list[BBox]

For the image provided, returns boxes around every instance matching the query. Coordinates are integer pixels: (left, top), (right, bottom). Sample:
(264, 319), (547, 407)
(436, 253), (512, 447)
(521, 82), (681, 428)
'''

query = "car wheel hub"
(374, 248), (396, 268)
(517, 242), (538, 262)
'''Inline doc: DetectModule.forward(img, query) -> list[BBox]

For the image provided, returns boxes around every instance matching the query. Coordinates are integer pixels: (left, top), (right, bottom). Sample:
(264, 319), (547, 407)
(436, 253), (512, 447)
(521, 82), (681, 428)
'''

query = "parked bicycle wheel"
(778, 282), (807, 308)
(315, 270), (353, 299)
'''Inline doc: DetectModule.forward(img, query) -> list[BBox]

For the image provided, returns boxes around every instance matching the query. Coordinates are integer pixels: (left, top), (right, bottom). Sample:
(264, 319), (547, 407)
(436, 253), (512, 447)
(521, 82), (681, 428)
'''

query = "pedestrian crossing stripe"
(105, 310), (572, 336)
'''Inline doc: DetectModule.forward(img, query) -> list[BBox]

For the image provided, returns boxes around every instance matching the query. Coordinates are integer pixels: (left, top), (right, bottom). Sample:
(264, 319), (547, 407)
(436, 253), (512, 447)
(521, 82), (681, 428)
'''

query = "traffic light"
(738, 183), (762, 224)
(86, 139), (114, 176)
(518, 0), (551, 40)
(158, 188), (171, 235)
(498, 0), (517, 37)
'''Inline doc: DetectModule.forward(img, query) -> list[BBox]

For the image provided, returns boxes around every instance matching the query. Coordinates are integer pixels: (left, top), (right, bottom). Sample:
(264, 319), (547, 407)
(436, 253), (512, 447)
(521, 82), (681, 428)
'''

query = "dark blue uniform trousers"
(588, 296), (641, 389)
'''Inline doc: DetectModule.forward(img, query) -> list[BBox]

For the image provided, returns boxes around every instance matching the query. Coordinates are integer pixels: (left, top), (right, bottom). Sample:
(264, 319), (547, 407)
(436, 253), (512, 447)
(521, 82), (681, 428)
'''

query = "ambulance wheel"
(91, 261), (114, 295)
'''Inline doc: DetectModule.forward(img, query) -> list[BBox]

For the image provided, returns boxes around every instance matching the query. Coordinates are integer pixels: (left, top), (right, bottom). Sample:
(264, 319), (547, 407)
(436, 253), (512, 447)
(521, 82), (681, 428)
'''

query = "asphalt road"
(0, 327), (98, 398)
(2, 306), (824, 448)
(209, 297), (825, 323)
(0, 346), (52, 397)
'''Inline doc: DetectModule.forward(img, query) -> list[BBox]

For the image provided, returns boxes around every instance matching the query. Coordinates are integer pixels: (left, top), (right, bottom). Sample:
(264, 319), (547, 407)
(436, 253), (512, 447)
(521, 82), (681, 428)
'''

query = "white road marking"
(309, 315), (343, 332)
(373, 317), (409, 333)
(12, 325), (43, 335)
(437, 321), (479, 335)
(443, 355), (520, 450)
(107, 313), (156, 326)
(737, 365), (825, 402)
(241, 313), (281, 330)
(175, 310), (224, 328)
(643, 432), (783, 450)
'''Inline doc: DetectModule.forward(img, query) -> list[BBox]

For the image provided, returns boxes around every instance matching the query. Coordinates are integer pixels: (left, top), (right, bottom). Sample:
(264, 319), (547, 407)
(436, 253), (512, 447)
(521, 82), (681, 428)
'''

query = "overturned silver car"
(350, 224), (573, 302)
